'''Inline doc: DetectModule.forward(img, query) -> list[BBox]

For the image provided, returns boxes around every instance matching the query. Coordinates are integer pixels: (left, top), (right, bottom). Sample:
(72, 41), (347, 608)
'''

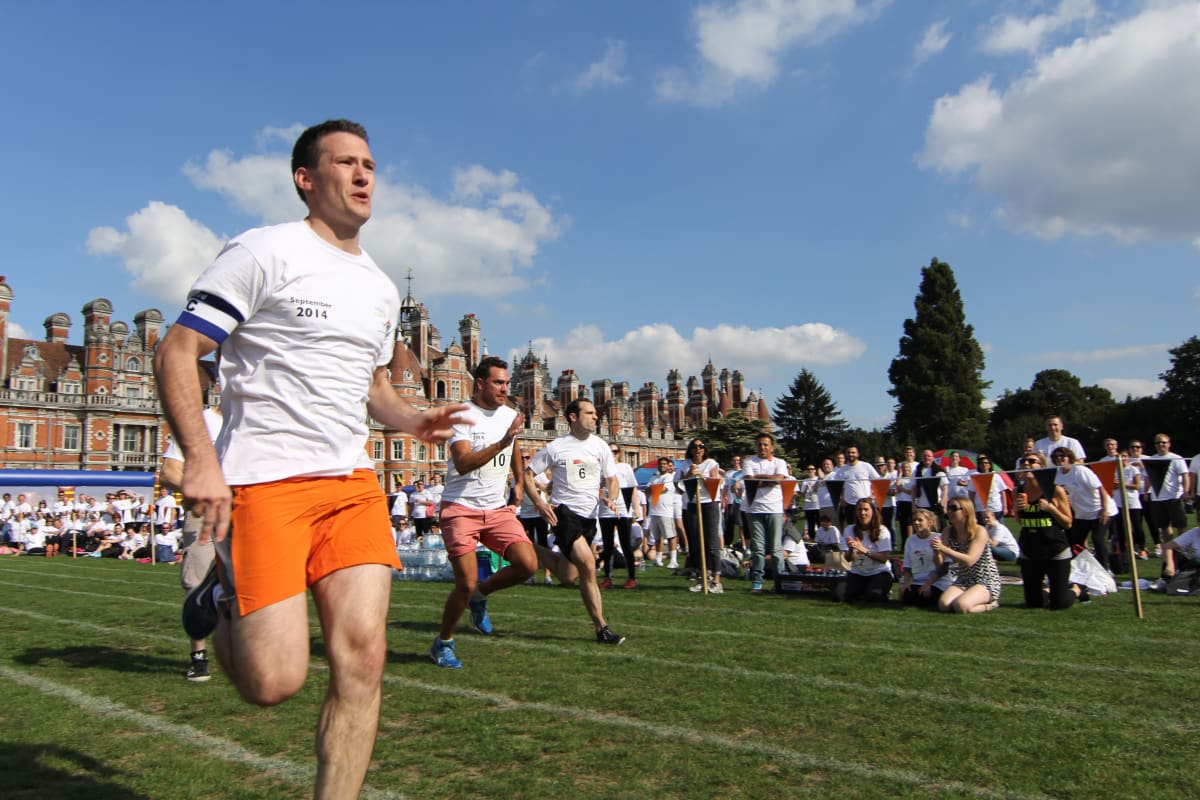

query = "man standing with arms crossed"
(431, 356), (536, 669)
(154, 119), (468, 800)
(525, 398), (626, 645)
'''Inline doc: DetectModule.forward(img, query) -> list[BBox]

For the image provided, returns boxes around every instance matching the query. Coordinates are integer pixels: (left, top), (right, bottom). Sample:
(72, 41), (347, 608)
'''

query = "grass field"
(1, 553), (1197, 800)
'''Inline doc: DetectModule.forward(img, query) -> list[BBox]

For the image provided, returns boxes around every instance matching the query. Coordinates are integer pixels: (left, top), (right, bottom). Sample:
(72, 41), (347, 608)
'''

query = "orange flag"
(780, 479), (798, 509)
(704, 477), (722, 501)
(1087, 460), (1117, 495)
(649, 483), (664, 507)
(970, 472), (994, 503)
(870, 478), (891, 509)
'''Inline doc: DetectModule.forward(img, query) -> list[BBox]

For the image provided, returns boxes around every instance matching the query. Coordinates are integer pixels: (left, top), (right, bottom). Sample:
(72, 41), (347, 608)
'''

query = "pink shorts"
(439, 503), (530, 560)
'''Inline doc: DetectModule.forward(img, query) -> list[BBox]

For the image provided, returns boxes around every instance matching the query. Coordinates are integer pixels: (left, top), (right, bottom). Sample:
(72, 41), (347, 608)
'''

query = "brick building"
(0, 276), (769, 487)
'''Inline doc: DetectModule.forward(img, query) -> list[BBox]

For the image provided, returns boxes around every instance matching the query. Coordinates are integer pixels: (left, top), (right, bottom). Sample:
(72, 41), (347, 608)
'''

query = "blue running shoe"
(468, 595), (493, 635)
(429, 637), (462, 669)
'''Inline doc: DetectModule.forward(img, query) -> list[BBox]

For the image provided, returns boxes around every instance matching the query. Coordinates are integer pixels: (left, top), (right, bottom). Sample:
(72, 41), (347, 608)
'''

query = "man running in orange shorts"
(154, 119), (467, 800)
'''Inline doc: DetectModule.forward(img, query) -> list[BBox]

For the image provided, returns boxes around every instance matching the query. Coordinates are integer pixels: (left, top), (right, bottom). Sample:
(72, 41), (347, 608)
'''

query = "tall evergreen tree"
(772, 369), (848, 464)
(887, 258), (989, 449)
(1158, 336), (1200, 453)
(683, 411), (773, 466)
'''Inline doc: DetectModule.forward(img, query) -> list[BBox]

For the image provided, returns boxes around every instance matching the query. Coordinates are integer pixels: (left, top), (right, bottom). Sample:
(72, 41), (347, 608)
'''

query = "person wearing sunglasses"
(678, 438), (724, 594)
(931, 500), (1001, 613)
(1014, 453), (1082, 609)
(1052, 447), (1113, 571)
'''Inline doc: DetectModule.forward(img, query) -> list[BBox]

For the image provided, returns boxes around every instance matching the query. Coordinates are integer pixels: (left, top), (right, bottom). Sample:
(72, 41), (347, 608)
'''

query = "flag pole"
(694, 480), (709, 595)
(1116, 454), (1145, 619)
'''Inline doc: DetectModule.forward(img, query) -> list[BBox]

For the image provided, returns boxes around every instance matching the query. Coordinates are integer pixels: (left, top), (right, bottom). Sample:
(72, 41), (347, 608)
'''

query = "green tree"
(683, 411), (775, 467)
(986, 369), (1115, 462)
(1159, 336), (1200, 454)
(888, 258), (990, 450)
(771, 369), (848, 465)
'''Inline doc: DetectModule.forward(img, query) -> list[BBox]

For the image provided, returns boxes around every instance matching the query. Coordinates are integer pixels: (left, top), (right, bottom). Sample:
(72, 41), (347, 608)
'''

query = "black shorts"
(552, 505), (596, 560)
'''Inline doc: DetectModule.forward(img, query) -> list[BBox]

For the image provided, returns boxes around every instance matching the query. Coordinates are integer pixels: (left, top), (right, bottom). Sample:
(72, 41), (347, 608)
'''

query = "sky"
(2, 0), (1197, 429)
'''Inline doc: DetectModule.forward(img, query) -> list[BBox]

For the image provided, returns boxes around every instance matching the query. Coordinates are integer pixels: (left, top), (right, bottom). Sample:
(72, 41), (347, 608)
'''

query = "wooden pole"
(1116, 454), (1145, 619)
(694, 480), (709, 595)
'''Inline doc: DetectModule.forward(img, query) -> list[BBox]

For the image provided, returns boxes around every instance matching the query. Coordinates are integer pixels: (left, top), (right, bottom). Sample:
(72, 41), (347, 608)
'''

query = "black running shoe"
(182, 562), (222, 641)
(596, 626), (626, 646)
(185, 658), (211, 683)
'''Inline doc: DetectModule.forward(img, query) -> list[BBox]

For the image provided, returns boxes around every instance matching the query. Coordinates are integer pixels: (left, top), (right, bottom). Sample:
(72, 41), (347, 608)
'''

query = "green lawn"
(1, 554), (1196, 800)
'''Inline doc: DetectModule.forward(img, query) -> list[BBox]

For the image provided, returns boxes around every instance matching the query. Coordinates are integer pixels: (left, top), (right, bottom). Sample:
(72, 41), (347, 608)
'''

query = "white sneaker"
(654, 558), (663, 567)
(688, 580), (706, 592)
(709, 581), (724, 594)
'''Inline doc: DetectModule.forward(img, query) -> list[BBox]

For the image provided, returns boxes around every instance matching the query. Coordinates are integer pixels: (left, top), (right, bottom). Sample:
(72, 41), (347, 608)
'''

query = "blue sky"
(2, 0), (1196, 428)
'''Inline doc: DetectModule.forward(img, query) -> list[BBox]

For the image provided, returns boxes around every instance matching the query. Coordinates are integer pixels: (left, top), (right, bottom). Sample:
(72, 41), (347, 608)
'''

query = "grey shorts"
(178, 513), (216, 592)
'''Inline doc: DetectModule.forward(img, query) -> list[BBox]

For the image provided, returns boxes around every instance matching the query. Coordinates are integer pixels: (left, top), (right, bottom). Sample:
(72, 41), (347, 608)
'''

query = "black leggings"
(1019, 557), (1076, 610)
(685, 503), (722, 577)
(599, 517), (635, 580)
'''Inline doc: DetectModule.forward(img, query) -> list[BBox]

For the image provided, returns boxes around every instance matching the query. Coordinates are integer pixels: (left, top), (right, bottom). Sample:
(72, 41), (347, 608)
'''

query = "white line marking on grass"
(376, 672), (1055, 800)
(386, 597), (1197, 683)
(0, 665), (404, 800)
(6, 607), (182, 644)
(0, 578), (178, 607)
(0, 564), (179, 587)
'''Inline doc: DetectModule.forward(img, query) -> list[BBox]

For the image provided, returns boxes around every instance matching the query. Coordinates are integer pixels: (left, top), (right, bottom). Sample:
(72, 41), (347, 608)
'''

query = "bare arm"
(524, 468), (557, 526)
(161, 457), (184, 491)
(448, 411), (524, 475)
(152, 325), (230, 543)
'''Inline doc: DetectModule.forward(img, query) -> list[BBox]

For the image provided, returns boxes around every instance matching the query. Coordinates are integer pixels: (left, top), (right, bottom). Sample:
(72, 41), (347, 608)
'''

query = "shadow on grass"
(13, 645), (180, 675)
(0, 742), (151, 799)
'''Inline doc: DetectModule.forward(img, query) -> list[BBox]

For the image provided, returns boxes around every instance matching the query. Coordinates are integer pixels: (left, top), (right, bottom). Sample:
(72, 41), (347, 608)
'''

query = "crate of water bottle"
(422, 533), (444, 550)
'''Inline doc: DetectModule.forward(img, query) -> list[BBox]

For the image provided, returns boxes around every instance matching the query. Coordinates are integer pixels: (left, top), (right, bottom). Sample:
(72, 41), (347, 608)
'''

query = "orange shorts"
(222, 469), (400, 616)
(439, 503), (530, 560)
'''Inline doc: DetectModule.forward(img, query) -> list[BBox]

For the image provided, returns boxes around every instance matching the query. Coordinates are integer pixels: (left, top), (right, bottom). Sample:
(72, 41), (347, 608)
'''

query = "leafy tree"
(986, 369), (1115, 462)
(839, 428), (903, 465)
(772, 369), (848, 465)
(888, 258), (989, 450)
(683, 411), (776, 467)
(1158, 336), (1200, 453)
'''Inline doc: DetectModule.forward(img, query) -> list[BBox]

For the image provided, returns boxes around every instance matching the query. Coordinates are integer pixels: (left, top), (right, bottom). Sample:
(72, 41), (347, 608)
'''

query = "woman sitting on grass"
(834, 498), (893, 602)
(931, 500), (1001, 613)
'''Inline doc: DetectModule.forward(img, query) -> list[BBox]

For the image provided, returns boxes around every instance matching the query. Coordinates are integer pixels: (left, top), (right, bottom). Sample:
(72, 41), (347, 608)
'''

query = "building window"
(391, 440), (405, 460)
(436, 443), (446, 461)
(372, 440), (383, 460)
(59, 381), (81, 394)
(15, 377), (38, 391)
(63, 425), (81, 451)
(451, 380), (461, 400)
(15, 422), (34, 449)
(122, 428), (139, 452)
(127, 357), (142, 372)
(125, 386), (141, 399)
(436, 380), (446, 399)
(418, 444), (427, 461)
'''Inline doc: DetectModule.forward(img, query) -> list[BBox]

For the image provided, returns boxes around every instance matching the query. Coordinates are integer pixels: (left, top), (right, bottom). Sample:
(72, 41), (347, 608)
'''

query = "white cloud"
(574, 40), (629, 92)
(914, 18), (952, 67)
(89, 135), (565, 303)
(85, 201), (226, 308)
(920, 4), (1200, 243)
(981, 0), (1097, 55)
(657, 0), (889, 106)
(8, 321), (29, 339)
(1097, 377), (1163, 399)
(510, 321), (866, 389)
(1022, 344), (1168, 364)
(255, 123), (306, 150)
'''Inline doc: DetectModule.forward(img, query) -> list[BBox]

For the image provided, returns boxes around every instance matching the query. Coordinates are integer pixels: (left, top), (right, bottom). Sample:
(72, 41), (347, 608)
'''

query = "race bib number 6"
(567, 458), (600, 490)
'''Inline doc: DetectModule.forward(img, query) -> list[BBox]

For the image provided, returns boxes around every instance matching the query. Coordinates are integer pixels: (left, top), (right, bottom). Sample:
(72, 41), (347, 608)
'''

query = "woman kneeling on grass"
(834, 498), (893, 602)
(931, 500), (1001, 613)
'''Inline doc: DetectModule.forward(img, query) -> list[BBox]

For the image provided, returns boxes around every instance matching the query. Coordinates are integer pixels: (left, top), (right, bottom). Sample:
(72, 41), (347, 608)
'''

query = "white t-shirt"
(1145, 454), (1188, 501)
(741, 456), (791, 514)
(390, 492), (409, 517)
(410, 489), (434, 520)
(179, 221), (399, 485)
(985, 521), (1021, 558)
(527, 434), (617, 518)
(1055, 466), (1106, 519)
(676, 458), (721, 505)
(599, 462), (639, 519)
(903, 534), (953, 589)
(815, 524), (844, 550)
(845, 525), (892, 576)
(441, 401), (518, 511)
(782, 534), (810, 567)
(647, 473), (678, 518)
(840, 461), (880, 505)
(153, 495), (178, 525)
(967, 471), (1004, 514)
(799, 477), (820, 510)
(1035, 435), (1086, 462)
(1171, 527), (1200, 561)
(944, 466), (971, 500)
